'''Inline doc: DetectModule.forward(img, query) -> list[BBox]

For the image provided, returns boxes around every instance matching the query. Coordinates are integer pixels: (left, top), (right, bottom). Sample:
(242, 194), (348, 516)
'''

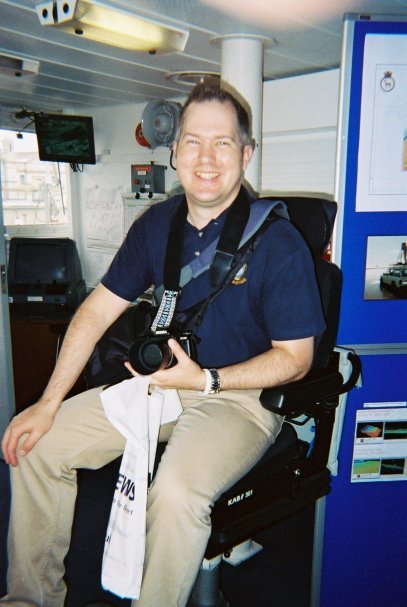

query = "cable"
(69, 162), (84, 172)
(57, 162), (66, 214)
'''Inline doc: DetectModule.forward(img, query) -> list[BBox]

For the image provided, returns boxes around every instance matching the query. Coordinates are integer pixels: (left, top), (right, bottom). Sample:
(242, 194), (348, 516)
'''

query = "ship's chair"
(65, 197), (361, 607)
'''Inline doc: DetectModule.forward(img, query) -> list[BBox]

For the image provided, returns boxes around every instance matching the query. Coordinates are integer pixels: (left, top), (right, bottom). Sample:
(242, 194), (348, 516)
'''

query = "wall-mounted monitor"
(34, 113), (96, 165)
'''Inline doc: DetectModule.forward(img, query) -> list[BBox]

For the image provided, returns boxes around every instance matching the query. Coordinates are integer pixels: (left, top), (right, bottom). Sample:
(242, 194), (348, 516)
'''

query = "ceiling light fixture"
(0, 53), (40, 78)
(165, 71), (221, 87)
(35, 0), (189, 54)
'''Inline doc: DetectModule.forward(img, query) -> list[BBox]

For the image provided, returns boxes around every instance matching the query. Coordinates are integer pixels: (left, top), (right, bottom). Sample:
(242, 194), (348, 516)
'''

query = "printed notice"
(356, 35), (407, 212)
(351, 407), (407, 482)
(85, 186), (123, 247)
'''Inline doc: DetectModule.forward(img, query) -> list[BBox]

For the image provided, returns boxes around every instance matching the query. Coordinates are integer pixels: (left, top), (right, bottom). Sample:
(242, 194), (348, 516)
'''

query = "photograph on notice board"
(351, 407), (407, 483)
(356, 421), (384, 440)
(364, 235), (407, 300)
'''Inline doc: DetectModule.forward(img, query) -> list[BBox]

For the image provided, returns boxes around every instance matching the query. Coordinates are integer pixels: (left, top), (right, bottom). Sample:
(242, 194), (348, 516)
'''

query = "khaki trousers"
(1, 385), (282, 607)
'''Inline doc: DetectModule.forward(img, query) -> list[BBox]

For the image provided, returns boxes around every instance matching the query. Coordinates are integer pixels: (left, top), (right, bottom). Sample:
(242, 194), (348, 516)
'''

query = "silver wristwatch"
(208, 368), (221, 394)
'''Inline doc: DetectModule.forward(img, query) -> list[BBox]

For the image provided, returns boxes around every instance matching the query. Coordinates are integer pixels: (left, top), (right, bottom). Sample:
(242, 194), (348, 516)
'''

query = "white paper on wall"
(85, 185), (123, 248)
(356, 35), (407, 212)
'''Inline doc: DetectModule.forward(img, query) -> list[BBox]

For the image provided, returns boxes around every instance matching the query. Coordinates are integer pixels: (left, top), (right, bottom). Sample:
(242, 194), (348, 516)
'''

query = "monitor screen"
(7, 238), (84, 287)
(13, 243), (67, 283)
(34, 113), (96, 165)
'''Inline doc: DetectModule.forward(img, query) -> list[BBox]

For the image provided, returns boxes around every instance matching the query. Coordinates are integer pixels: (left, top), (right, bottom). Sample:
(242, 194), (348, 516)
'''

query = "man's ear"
(171, 141), (178, 170)
(242, 144), (254, 170)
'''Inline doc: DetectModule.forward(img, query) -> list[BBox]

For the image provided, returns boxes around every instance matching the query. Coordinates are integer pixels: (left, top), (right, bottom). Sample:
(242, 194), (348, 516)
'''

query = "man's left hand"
(124, 338), (206, 391)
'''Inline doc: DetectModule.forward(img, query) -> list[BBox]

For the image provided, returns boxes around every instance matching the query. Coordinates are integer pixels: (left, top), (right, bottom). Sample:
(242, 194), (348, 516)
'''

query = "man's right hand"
(1, 402), (57, 467)
(1, 285), (131, 467)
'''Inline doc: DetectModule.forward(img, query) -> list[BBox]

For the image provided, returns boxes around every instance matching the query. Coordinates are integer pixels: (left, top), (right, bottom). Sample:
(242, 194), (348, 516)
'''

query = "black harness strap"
(163, 186), (252, 292)
(210, 188), (251, 287)
(153, 187), (253, 332)
(162, 195), (188, 292)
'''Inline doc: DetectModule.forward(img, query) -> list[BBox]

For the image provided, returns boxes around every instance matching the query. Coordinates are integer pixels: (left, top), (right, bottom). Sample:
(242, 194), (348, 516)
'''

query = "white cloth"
(99, 376), (182, 598)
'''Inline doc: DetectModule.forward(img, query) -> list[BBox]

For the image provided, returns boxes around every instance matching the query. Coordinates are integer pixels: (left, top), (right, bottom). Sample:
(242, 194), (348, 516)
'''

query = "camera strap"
(150, 196), (188, 333)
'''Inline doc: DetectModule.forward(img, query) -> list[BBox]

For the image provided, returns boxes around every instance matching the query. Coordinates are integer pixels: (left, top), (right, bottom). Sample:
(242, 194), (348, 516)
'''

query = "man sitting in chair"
(1, 85), (325, 607)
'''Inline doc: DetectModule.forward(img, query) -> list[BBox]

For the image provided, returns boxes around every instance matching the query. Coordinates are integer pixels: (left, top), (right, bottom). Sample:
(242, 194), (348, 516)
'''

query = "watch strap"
(202, 368), (221, 395)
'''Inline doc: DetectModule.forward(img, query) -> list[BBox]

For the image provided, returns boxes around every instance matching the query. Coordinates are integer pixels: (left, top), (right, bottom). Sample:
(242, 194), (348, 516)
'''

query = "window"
(0, 130), (72, 237)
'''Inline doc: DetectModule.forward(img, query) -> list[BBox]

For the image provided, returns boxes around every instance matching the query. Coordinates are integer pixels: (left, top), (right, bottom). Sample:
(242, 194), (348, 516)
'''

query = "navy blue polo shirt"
(101, 194), (326, 368)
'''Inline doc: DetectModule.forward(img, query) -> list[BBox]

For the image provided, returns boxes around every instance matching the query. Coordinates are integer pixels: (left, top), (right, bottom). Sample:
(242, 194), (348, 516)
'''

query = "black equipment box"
(8, 281), (87, 317)
(7, 237), (86, 317)
(131, 162), (166, 195)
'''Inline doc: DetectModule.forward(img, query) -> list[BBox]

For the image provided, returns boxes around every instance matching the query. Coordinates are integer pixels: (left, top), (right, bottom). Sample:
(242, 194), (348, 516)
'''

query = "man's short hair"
(175, 85), (253, 148)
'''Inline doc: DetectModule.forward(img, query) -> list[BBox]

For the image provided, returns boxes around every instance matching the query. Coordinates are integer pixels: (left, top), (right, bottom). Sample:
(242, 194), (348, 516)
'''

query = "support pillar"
(211, 34), (272, 194)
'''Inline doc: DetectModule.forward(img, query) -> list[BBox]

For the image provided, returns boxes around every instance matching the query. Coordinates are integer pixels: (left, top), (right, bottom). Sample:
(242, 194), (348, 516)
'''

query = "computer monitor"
(34, 113), (96, 165)
(7, 237), (87, 314)
(8, 237), (83, 286)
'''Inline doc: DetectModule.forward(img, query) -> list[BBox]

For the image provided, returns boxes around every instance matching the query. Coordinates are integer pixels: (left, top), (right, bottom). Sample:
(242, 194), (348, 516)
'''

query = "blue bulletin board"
(321, 15), (407, 607)
(321, 354), (407, 607)
(334, 14), (407, 348)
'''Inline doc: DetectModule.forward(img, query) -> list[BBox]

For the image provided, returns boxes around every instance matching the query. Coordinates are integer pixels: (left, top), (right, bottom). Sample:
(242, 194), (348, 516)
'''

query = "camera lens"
(128, 336), (173, 375)
(142, 342), (168, 368)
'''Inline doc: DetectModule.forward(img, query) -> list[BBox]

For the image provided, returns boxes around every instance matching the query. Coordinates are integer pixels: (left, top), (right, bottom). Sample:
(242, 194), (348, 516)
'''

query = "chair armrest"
(260, 350), (361, 416)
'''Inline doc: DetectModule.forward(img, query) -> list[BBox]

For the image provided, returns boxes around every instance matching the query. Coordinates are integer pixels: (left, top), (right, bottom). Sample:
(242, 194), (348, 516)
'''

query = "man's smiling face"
(173, 99), (253, 218)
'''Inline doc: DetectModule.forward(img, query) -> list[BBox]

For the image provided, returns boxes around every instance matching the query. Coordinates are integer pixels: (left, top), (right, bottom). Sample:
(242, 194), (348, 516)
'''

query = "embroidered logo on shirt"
(232, 263), (248, 285)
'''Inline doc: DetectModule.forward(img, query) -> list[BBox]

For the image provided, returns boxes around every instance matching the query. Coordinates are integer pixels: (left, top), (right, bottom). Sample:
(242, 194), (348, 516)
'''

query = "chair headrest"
(271, 197), (337, 257)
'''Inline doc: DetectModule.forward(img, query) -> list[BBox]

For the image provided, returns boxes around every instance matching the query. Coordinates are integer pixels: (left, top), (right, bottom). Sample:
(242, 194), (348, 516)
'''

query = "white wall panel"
(261, 70), (340, 195)
(261, 128), (337, 194)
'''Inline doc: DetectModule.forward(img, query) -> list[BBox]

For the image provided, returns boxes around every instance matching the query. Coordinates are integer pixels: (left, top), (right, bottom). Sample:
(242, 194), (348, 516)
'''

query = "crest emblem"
(232, 263), (248, 285)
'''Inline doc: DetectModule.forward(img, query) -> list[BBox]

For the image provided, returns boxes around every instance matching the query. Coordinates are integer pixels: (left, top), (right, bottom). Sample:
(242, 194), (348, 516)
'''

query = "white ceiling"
(0, 0), (406, 130)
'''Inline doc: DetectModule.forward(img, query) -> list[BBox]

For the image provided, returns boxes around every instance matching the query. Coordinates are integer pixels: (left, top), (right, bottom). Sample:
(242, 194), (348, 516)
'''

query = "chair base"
(187, 556), (230, 607)
(222, 538), (263, 566)
(187, 592), (229, 607)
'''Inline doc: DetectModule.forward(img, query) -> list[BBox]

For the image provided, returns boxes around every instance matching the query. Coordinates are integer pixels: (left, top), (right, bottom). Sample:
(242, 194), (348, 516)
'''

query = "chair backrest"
(269, 196), (342, 369)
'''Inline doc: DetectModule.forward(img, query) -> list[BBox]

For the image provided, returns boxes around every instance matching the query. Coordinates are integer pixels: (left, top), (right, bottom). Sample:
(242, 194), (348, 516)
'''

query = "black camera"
(128, 329), (197, 375)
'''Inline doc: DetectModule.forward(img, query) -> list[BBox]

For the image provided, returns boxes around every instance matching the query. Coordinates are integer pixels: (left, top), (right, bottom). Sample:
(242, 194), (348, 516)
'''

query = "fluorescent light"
(36, 0), (189, 53)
